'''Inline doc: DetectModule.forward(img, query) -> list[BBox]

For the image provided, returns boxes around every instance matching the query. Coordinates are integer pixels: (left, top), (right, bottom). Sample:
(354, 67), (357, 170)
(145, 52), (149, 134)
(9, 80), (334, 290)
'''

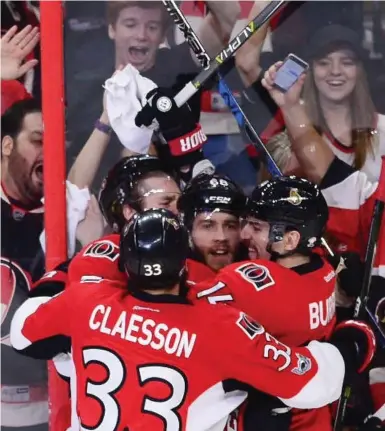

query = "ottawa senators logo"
(236, 312), (264, 340)
(83, 240), (120, 262)
(235, 262), (275, 291)
(1, 258), (32, 342)
(288, 188), (303, 206)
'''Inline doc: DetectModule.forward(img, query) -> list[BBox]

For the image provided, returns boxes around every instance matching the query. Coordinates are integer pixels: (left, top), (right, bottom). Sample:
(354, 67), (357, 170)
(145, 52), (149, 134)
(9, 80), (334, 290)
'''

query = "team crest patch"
(291, 353), (312, 375)
(236, 312), (264, 340)
(235, 262), (275, 291)
(288, 188), (303, 206)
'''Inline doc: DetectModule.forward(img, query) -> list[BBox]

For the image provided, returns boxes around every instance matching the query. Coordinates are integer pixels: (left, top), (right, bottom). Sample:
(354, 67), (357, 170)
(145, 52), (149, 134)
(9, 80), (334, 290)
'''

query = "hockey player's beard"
(189, 245), (235, 273)
(7, 150), (43, 206)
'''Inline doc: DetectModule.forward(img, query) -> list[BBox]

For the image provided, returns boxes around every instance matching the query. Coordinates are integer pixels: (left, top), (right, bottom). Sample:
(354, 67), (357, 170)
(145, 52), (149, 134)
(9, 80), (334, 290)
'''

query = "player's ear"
(108, 24), (116, 41)
(284, 230), (301, 251)
(122, 204), (135, 222)
(1, 136), (14, 157)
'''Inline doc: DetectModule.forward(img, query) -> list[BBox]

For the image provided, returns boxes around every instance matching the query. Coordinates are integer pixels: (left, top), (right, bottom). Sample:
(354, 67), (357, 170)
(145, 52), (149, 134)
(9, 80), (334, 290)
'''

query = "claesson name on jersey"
(89, 305), (197, 358)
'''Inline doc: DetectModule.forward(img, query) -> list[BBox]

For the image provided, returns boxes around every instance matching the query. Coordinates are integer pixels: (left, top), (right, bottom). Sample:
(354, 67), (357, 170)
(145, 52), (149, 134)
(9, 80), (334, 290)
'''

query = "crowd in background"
(1, 1), (385, 430)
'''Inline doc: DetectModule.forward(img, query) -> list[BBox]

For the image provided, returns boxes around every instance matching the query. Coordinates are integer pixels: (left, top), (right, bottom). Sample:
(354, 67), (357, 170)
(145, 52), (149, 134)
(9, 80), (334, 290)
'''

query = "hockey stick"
(162, 0), (283, 177)
(365, 305), (385, 348)
(334, 156), (385, 431)
(168, 0), (286, 108)
(162, 0), (334, 256)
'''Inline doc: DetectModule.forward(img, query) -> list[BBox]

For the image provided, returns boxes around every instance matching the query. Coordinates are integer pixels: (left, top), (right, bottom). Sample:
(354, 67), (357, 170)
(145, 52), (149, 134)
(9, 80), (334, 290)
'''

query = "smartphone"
(273, 53), (309, 93)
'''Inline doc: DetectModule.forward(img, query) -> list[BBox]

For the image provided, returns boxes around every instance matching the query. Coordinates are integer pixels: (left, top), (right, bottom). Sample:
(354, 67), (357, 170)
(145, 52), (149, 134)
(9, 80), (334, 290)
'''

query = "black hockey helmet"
(120, 208), (189, 290)
(247, 176), (329, 256)
(98, 155), (169, 232)
(177, 172), (247, 227)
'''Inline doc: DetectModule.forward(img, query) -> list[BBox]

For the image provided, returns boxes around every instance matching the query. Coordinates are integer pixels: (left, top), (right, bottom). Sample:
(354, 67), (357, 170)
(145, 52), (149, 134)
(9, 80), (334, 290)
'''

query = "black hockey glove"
(326, 252), (364, 298)
(135, 87), (207, 180)
(329, 320), (376, 376)
(359, 416), (385, 431)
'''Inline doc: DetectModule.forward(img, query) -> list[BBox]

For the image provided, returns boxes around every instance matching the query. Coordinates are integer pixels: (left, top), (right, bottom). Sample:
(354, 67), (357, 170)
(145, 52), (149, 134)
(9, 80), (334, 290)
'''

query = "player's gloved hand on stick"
(329, 320), (376, 376)
(135, 87), (207, 181)
(359, 416), (385, 430)
(326, 252), (364, 298)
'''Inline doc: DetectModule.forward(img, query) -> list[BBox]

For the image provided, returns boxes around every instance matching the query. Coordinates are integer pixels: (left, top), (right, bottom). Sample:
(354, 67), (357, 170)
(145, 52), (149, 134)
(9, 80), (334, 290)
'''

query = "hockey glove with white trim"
(329, 320), (376, 376)
(135, 87), (207, 180)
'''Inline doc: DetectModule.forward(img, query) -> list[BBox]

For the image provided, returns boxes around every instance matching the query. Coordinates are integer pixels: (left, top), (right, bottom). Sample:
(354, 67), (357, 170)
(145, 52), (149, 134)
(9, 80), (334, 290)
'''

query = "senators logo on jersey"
(236, 312), (264, 340)
(83, 240), (120, 262)
(1, 258), (32, 342)
(235, 262), (275, 291)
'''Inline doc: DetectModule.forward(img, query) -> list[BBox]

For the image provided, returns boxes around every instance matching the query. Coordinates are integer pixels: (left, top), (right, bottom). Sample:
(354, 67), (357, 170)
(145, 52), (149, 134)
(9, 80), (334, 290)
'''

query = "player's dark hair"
(1, 98), (41, 142)
(106, 1), (172, 30)
(99, 155), (174, 232)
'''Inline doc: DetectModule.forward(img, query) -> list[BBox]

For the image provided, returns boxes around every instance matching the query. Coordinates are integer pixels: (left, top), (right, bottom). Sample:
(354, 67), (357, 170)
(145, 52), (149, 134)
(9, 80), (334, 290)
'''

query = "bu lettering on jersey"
(309, 292), (336, 330)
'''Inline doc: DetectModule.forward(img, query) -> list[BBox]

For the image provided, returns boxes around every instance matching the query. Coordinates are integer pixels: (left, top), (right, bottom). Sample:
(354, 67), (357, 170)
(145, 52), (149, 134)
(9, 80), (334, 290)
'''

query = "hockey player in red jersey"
(190, 176), (342, 431)
(177, 172), (248, 276)
(66, 154), (181, 284)
(11, 208), (377, 431)
(65, 169), (247, 288)
(64, 154), (218, 286)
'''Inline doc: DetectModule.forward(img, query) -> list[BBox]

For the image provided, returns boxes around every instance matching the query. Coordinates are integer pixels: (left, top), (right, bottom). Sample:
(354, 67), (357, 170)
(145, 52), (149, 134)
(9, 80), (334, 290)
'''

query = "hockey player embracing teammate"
(10, 208), (376, 430)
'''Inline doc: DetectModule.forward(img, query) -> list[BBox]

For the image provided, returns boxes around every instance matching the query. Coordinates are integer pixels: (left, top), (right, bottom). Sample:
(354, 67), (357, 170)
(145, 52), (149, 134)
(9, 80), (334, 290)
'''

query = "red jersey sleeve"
(191, 260), (281, 306)
(10, 288), (73, 353)
(192, 258), (336, 346)
(322, 170), (385, 275)
(210, 307), (344, 410)
(67, 234), (123, 284)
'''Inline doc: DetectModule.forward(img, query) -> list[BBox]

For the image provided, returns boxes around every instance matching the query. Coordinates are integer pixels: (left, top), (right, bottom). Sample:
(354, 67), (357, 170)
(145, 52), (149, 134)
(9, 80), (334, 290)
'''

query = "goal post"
(40, 1), (70, 429)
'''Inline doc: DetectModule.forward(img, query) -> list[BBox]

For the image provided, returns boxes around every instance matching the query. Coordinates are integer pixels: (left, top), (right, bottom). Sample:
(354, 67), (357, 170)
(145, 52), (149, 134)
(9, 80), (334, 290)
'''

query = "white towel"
(39, 181), (90, 258)
(105, 64), (158, 154)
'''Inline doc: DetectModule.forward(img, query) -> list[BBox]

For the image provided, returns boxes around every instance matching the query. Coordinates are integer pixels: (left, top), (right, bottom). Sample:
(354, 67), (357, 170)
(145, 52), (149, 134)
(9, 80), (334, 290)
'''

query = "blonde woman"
(301, 24), (385, 182)
(258, 130), (302, 181)
(237, 23), (385, 182)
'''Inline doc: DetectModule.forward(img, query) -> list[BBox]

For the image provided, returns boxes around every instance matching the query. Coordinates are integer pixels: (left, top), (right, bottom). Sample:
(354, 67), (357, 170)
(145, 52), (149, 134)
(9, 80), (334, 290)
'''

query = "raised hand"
(76, 195), (105, 247)
(261, 61), (306, 109)
(1, 25), (39, 80)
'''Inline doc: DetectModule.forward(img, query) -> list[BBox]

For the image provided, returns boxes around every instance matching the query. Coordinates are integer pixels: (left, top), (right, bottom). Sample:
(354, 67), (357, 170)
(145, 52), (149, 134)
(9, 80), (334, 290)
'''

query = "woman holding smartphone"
(237, 23), (385, 182)
(300, 24), (385, 182)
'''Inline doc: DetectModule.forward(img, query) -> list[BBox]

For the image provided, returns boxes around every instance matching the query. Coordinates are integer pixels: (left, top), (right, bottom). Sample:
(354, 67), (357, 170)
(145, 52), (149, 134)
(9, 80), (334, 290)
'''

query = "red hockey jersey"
(322, 160), (385, 422)
(11, 279), (345, 431)
(322, 167), (385, 280)
(190, 255), (337, 431)
(66, 233), (216, 286)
